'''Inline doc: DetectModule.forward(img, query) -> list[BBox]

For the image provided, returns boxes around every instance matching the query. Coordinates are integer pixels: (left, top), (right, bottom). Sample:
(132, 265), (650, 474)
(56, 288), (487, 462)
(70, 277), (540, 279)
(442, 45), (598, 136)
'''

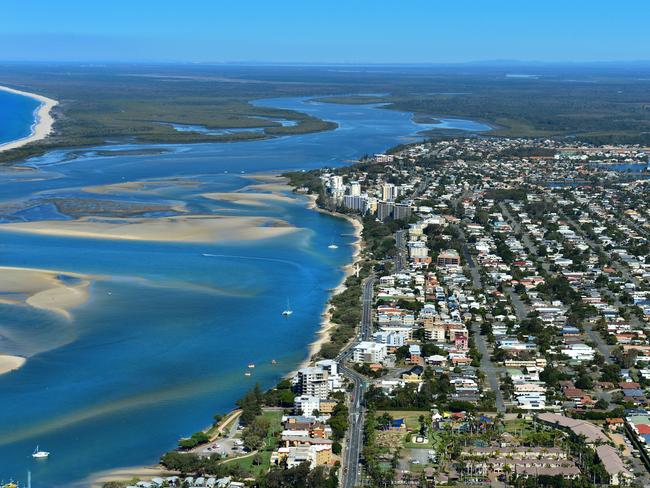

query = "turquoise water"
(0, 89), (41, 145)
(0, 97), (488, 486)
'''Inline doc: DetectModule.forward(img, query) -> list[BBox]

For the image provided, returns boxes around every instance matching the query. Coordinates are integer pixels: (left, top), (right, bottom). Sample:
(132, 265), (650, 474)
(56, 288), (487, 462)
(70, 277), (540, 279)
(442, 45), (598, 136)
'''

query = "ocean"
(0, 89), (40, 146)
(0, 95), (490, 486)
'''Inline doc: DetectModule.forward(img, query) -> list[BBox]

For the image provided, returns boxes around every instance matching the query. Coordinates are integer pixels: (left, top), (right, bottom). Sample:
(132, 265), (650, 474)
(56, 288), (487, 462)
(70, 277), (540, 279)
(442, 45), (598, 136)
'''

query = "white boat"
(247, 362), (255, 369)
(32, 445), (49, 459)
(328, 243), (339, 249)
(282, 299), (293, 316)
(244, 371), (252, 377)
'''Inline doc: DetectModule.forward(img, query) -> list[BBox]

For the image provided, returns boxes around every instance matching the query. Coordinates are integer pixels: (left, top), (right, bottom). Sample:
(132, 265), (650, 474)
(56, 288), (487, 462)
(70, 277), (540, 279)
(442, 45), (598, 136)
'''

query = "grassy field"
(376, 410), (429, 431)
(220, 409), (283, 477)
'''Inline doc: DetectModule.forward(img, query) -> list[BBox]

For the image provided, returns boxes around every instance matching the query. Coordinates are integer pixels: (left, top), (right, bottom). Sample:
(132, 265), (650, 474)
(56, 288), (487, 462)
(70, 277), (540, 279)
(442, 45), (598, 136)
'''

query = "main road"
(336, 273), (375, 488)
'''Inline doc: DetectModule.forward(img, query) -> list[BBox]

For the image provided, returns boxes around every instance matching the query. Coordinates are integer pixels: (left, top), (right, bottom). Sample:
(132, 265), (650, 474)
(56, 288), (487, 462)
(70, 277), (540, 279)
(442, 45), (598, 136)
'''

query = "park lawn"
(219, 410), (284, 477)
(376, 410), (430, 431)
(221, 450), (273, 478)
(503, 418), (535, 436)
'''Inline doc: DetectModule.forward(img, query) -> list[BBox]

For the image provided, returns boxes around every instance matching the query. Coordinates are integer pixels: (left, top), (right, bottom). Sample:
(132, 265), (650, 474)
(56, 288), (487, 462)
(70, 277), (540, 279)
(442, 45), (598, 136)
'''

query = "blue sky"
(0, 0), (647, 63)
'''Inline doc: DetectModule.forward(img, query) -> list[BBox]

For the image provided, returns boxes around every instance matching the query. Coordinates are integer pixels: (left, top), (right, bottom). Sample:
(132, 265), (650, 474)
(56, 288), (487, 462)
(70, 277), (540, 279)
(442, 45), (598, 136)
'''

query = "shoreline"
(243, 172), (364, 374)
(298, 194), (364, 371)
(0, 85), (58, 153)
(243, 173), (364, 374)
(81, 173), (364, 486)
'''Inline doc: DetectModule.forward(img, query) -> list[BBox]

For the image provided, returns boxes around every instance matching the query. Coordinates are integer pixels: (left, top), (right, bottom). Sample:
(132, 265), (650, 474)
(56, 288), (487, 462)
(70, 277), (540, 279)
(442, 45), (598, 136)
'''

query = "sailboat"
(31, 445), (49, 459)
(282, 299), (293, 317)
(327, 243), (339, 249)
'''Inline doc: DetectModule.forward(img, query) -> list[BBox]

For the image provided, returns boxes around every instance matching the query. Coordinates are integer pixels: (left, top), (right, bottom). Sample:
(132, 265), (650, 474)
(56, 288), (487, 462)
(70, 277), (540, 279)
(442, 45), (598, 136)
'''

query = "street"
(337, 274), (375, 488)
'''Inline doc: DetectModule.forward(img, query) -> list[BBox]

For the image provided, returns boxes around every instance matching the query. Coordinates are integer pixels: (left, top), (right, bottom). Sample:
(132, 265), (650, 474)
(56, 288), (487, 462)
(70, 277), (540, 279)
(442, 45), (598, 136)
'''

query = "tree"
(242, 415), (271, 451)
(237, 384), (264, 425)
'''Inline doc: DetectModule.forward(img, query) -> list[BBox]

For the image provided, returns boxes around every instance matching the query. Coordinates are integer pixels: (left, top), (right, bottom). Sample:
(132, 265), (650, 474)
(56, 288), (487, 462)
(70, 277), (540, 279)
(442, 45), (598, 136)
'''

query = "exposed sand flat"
(83, 178), (200, 195)
(0, 215), (299, 243)
(84, 466), (177, 488)
(0, 355), (26, 376)
(26, 283), (89, 319)
(0, 266), (91, 319)
(202, 191), (297, 205)
(0, 85), (58, 152)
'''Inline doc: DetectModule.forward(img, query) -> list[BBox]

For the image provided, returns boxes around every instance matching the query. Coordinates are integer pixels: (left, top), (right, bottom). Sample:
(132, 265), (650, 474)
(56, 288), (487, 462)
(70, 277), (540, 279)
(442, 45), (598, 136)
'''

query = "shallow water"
(0, 97), (487, 486)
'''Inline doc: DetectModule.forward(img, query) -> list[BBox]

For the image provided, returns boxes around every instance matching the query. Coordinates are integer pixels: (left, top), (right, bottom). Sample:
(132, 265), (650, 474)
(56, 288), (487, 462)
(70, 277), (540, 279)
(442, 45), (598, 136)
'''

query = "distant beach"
(0, 85), (58, 152)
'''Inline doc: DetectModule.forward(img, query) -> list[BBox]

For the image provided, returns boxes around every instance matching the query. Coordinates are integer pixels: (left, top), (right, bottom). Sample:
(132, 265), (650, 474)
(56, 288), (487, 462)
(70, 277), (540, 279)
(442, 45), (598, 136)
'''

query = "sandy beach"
(0, 214), (299, 243)
(236, 174), (366, 370)
(0, 355), (26, 376)
(0, 85), (58, 152)
(83, 466), (177, 488)
(301, 195), (364, 367)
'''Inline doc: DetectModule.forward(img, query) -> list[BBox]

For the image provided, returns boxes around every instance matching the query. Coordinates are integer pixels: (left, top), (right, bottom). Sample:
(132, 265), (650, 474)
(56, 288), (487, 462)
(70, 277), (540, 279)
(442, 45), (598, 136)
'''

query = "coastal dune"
(0, 85), (58, 152)
(0, 215), (300, 243)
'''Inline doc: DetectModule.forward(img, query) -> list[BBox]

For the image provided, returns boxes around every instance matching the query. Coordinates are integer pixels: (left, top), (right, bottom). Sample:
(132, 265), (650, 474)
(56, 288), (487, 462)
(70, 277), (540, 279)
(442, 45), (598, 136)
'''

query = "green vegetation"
(3, 64), (649, 167)
(317, 272), (366, 360)
(236, 383), (264, 425)
(178, 431), (210, 450)
(258, 463), (338, 488)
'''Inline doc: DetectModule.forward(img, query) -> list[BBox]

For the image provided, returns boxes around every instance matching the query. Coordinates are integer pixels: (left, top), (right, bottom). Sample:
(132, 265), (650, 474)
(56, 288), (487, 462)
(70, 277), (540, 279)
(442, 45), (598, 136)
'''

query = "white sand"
(0, 215), (299, 243)
(292, 196), (364, 372)
(0, 85), (58, 152)
(0, 355), (26, 376)
(85, 466), (177, 488)
(202, 191), (297, 205)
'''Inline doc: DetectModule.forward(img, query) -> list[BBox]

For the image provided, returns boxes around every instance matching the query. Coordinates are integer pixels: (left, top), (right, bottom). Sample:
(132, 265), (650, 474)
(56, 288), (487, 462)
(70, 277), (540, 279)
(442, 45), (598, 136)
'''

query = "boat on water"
(244, 371), (252, 377)
(282, 299), (293, 316)
(328, 243), (338, 249)
(32, 445), (49, 459)
(271, 359), (277, 365)
(247, 362), (255, 369)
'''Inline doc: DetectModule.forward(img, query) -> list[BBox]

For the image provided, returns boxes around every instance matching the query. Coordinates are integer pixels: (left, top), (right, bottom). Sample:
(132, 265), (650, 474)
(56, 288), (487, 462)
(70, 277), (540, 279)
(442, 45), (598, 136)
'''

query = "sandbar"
(0, 355), (26, 375)
(0, 215), (299, 243)
(0, 85), (58, 152)
(0, 266), (90, 319)
(202, 191), (297, 205)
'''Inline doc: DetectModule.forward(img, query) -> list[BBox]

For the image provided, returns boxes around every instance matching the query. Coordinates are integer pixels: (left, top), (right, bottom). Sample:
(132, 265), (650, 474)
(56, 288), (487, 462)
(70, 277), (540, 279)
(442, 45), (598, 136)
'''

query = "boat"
(328, 243), (339, 249)
(244, 371), (252, 377)
(282, 299), (293, 316)
(32, 445), (49, 459)
(271, 359), (277, 365)
(247, 362), (255, 369)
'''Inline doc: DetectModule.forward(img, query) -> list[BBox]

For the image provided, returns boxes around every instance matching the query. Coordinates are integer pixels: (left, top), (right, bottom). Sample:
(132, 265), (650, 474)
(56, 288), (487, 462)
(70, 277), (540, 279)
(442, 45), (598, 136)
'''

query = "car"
(411, 460), (420, 464)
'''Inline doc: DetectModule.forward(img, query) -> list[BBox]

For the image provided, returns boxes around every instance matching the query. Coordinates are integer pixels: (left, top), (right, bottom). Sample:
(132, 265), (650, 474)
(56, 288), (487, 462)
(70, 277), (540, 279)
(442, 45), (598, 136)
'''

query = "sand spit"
(83, 466), (177, 488)
(0, 85), (58, 152)
(202, 191), (297, 206)
(0, 215), (299, 243)
(0, 354), (26, 375)
(0, 266), (90, 319)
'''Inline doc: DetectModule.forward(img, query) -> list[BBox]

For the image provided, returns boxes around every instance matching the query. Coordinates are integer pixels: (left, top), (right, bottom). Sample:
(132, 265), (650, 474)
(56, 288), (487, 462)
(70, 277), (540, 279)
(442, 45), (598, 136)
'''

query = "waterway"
(0, 96), (488, 486)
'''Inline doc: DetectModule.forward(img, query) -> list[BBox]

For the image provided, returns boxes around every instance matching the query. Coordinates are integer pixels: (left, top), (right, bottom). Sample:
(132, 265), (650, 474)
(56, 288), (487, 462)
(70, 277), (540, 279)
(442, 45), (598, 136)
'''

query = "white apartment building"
(353, 341), (388, 363)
